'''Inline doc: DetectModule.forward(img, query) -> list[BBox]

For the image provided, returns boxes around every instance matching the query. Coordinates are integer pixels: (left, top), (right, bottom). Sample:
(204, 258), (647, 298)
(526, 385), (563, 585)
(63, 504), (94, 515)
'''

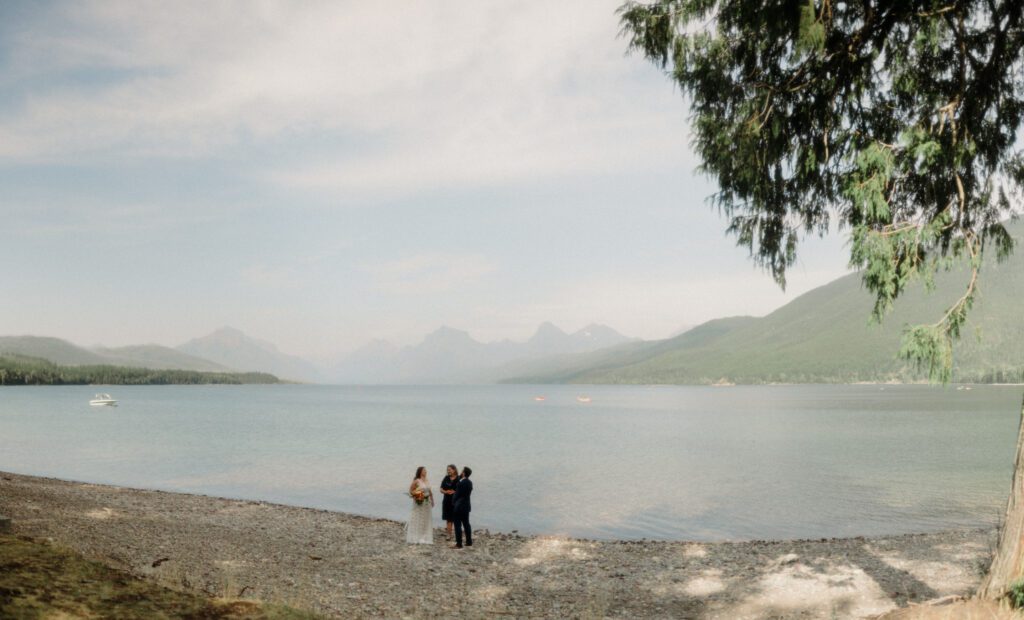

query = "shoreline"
(0, 470), (980, 546)
(0, 471), (997, 618)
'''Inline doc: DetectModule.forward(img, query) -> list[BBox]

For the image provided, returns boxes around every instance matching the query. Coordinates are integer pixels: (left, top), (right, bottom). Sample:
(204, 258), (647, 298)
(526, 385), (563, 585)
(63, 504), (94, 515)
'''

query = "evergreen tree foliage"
(619, 0), (1024, 381)
(0, 354), (280, 385)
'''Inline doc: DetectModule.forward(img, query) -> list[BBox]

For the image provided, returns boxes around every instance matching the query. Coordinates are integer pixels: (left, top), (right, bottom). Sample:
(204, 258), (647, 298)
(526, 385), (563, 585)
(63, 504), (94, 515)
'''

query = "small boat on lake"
(89, 393), (118, 407)
(576, 395), (591, 403)
(534, 396), (546, 402)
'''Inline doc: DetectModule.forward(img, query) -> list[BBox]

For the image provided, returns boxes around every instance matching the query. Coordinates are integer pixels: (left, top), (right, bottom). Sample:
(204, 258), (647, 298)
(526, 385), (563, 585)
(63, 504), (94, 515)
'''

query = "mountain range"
(5, 218), (1022, 386)
(329, 322), (635, 384)
(177, 327), (322, 383)
(0, 336), (231, 372)
(502, 222), (1024, 385)
(0, 322), (637, 385)
(0, 329), (319, 382)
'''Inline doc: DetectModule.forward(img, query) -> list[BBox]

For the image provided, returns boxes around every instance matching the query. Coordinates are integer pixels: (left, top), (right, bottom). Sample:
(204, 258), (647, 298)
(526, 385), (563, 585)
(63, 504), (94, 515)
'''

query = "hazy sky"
(0, 1), (852, 361)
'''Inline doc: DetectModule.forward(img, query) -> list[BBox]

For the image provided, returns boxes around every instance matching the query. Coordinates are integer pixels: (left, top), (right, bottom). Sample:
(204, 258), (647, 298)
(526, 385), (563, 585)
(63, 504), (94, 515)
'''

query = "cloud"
(3, 200), (227, 238)
(0, 2), (692, 197)
(0, 1), (854, 360)
(241, 245), (352, 290)
(364, 253), (497, 295)
(241, 264), (304, 290)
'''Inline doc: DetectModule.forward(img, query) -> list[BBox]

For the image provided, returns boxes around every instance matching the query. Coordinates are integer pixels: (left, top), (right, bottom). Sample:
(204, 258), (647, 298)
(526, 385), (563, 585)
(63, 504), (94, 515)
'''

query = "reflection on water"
(0, 383), (1019, 541)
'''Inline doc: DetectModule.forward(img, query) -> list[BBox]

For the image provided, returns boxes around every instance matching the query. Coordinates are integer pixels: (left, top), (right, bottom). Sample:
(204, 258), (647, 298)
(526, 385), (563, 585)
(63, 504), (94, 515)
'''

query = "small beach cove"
(0, 472), (997, 619)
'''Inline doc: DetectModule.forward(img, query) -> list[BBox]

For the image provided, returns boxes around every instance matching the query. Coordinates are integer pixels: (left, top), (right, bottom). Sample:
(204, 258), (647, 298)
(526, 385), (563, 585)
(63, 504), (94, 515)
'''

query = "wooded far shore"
(0, 354), (281, 385)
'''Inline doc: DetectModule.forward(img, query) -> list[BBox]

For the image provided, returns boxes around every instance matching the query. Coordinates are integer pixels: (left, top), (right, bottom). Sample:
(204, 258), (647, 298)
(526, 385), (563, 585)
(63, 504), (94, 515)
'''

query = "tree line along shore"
(0, 354), (281, 385)
(4, 349), (1023, 387)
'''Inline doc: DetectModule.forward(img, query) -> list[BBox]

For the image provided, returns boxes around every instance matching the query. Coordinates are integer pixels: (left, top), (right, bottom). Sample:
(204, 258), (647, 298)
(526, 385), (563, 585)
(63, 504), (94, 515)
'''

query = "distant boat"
(89, 393), (118, 407)
(534, 396), (546, 402)
(576, 396), (591, 403)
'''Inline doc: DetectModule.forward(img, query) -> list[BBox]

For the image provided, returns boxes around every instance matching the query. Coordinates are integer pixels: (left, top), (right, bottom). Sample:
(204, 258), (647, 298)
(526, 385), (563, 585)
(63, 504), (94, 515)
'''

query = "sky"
(0, 1), (852, 362)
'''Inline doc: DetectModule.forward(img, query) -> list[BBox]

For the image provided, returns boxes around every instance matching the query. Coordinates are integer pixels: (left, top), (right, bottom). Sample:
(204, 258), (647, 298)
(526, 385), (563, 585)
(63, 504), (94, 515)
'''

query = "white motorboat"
(89, 393), (118, 407)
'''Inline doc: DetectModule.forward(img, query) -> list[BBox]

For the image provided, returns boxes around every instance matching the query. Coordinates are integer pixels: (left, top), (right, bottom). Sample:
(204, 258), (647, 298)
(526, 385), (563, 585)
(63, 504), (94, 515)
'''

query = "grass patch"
(1010, 579), (1024, 609)
(0, 534), (318, 619)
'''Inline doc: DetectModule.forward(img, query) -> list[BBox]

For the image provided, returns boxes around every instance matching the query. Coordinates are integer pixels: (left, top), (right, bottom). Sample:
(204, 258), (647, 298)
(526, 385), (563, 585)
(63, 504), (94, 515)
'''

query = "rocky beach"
(0, 471), (997, 618)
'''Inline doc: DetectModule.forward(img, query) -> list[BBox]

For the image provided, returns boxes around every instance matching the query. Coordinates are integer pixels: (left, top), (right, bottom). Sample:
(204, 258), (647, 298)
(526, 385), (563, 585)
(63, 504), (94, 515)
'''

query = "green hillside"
(0, 337), (231, 373)
(93, 344), (232, 372)
(498, 316), (759, 383)
(0, 354), (280, 385)
(504, 225), (1024, 385)
(0, 336), (108, 366)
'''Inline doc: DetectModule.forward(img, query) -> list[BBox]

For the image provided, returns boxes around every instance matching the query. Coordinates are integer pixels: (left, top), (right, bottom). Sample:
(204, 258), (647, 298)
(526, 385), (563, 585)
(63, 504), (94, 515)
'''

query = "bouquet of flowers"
(410, 487), (430, 505)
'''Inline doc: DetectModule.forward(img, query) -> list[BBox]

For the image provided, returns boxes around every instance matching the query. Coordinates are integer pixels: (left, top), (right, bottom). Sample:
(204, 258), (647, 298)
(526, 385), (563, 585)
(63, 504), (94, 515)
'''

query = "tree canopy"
(619, 0), (1024, 380)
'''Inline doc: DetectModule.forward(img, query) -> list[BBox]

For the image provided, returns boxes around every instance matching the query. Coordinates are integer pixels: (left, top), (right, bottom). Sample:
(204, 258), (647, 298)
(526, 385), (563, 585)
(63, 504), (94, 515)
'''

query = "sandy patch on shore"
(0, 471), (996, 619)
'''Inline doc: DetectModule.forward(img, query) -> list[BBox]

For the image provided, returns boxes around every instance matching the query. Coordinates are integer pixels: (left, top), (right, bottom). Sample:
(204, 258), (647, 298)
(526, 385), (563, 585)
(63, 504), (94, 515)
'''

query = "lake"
(0, 383), (1020, 541)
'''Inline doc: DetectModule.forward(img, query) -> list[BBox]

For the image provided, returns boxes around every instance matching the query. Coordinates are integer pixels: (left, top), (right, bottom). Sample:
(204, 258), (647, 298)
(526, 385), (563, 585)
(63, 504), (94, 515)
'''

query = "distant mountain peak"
(573, 323), (621, 338)
(421, 326), (480, 347)
(211, 326), (250, 341)
(183, 327), (280, 354)
(331, 321), (636, 384)
(177, 327), (319, 381)
(529, 322), (569, 342)
(432, 325), (467, 334)
(195, 326), (243, 340)
(427, 325), (470, 337)
(567, 324), (633, 349)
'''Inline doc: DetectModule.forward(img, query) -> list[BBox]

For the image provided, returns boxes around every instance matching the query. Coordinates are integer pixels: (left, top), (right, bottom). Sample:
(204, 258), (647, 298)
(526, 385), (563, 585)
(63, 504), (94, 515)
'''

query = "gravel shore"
(0, 471), (996, 619)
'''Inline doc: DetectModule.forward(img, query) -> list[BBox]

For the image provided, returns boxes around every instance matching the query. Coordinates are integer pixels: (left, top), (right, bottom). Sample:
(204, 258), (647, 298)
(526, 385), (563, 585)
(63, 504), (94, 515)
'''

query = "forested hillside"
(504, 224), (1024, 385)
(0, 354), (280, 385)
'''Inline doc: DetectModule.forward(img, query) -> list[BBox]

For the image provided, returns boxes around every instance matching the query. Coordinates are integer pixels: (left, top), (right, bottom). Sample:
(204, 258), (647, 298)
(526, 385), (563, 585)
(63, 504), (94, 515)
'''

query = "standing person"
(451, 466), (473, 549)
(406, 466), (434, 544)
(439, 464), (459, 540)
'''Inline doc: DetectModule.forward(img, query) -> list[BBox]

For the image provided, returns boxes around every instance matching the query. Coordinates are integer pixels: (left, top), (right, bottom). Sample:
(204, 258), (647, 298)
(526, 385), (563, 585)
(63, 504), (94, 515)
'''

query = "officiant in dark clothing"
(440, 464), (459, 539)
(452, 466), (473, 549)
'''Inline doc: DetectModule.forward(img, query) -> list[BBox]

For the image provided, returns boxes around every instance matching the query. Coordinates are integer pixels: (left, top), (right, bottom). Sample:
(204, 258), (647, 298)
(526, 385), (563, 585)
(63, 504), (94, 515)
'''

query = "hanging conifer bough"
(619, 0), (1024, 600)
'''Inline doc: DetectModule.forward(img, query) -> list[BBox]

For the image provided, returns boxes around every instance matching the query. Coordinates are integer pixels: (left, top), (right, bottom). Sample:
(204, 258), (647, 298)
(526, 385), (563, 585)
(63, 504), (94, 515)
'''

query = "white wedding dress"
(405, 479), (433, 544)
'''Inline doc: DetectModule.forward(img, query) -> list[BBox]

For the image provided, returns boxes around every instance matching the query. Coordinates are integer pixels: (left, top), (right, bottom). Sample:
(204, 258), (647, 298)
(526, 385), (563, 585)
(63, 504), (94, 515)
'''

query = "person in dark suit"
(451, 466), (473, 549)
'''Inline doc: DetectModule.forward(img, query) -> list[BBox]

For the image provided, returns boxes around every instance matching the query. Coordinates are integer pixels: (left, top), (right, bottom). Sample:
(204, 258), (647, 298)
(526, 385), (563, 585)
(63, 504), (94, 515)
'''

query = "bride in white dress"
(406, 466), (434, 544)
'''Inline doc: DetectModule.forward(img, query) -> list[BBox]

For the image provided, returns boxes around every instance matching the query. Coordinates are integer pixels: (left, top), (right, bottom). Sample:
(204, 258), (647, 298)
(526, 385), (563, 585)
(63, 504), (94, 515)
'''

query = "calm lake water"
(0, 384), (1020, 541)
